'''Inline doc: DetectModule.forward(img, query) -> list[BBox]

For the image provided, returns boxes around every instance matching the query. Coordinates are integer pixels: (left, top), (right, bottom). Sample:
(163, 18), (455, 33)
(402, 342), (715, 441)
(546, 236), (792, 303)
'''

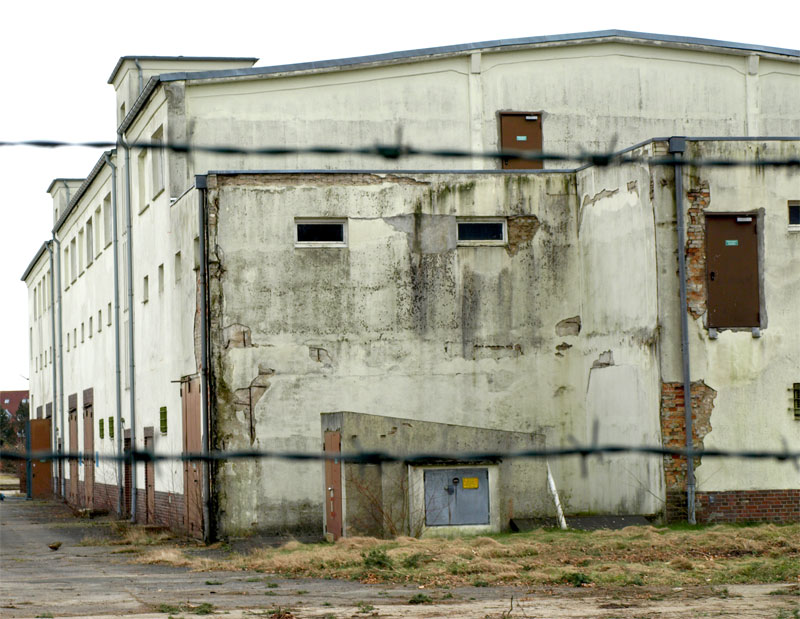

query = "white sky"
(1, 0), (797, 390)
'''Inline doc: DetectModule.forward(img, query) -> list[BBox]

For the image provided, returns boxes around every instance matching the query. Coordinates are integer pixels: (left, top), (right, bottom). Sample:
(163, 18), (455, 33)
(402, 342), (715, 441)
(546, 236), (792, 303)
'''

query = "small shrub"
(472, 579), (489, 587)
(356, 601), (375, 613)
(409, 593), (432, 604)
(561, 572), (592, 587)
(402, 552), (427, 569)
(362, 547), (393, 570)
(204, 580), (222, 586)
(155, 604), (181, 614)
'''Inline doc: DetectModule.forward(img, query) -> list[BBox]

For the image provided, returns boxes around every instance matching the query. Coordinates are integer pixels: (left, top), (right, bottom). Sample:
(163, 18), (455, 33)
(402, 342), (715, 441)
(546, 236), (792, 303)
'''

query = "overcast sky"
(1, 0), (797, 390)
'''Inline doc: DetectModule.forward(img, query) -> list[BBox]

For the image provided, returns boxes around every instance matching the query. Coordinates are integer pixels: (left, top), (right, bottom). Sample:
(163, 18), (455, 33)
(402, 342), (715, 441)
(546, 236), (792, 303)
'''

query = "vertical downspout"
(53, 233), (65, 499)
(103, 152), (124, 516)
(46, 242), (58, 495)
(120, 135), (138, 522)
(196, 175), (212, 542)
(133, 59), (144, 96)
(669, 136), (696, 524)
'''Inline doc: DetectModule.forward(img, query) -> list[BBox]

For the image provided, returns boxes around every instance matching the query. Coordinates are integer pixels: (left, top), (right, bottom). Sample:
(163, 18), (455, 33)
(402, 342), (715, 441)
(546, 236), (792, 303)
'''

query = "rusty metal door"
(144, 432), (155, 524)
(29, 418), (52, 498)
(706, 214), (760, 328)
(500, 112), (543, 170)
(68, 408), (78, 506)
(83, 402), (94, 509)
(181, 378), (203, 537)
(323, 431), (342, 539)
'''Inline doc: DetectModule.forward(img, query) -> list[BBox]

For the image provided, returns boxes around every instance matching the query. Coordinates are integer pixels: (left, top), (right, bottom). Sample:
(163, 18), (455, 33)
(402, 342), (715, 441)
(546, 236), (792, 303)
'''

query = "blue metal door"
(424, 468), (489, 526)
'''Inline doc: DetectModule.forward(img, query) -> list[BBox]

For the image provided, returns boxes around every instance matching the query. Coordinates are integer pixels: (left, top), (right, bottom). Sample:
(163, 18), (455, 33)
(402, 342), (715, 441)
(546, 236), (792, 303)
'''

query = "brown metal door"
(324, 431), (342, 539)
(57, 438), (63, 498)
(500, 112), (543, 170)
(181, 378), (203, 537)
(68, 409), (78, 506)
(124, 436), (132, 516)
(706, 214), (760, 328)
(144, 433), (155, 523)
(83, 404), (94, 509)
(29, 418), (52, 498)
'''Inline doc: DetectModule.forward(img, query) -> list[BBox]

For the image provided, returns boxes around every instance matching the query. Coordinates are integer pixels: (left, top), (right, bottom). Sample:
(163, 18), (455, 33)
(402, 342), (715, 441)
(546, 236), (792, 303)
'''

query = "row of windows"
(63, 194), (113, 290)
(294, 218), (508, 247)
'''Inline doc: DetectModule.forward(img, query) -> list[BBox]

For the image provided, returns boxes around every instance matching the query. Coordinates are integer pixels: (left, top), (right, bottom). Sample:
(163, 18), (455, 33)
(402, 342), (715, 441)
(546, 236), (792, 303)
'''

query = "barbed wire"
(1, 139), (800, 168)
(2, 443), (799, 467)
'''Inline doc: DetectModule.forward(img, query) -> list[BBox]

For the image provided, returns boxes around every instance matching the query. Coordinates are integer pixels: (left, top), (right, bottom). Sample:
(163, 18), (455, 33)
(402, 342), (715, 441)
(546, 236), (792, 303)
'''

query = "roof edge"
(53, 150), (115, 234)
(107, 55), (259, 84)
(21, 241), (51, 282)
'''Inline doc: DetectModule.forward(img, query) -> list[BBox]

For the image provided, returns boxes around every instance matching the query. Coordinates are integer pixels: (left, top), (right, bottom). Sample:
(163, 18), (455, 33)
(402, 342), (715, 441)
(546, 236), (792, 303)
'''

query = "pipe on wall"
(46, 241), (58, 496)
(103, 151), (124, 517)
(119, 136), (138, 522)
(669, 136), (696, 524)
(196, 175), (212, 542)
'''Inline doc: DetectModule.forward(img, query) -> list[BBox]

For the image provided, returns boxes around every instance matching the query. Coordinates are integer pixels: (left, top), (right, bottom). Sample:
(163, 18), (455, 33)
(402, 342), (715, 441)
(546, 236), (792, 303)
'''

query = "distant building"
(22, 31), (800, 538)
(0, 391), (28, 416)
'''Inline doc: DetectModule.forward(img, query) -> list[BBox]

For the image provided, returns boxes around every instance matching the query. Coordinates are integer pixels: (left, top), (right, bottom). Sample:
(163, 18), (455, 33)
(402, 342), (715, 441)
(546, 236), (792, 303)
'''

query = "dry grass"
(131, 523), (800, 587)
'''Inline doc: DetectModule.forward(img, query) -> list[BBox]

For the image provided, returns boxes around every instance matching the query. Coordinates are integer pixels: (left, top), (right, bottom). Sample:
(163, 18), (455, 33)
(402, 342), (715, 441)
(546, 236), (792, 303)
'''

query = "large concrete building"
(22, 31), (800, 539)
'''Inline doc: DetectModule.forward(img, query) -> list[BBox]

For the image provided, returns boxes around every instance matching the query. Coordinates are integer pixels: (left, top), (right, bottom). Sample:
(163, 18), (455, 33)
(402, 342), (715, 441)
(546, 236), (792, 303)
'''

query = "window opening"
(99, 418), (104, 439)
(108, 417), (114, 439)
(160, 406), (168, 434)
(790, 201), (800, 228)
(86, 217), (94, 266)
(457, 219), (507, 245)
(295, 219), (347, 246)
(793, 383), (800, 420)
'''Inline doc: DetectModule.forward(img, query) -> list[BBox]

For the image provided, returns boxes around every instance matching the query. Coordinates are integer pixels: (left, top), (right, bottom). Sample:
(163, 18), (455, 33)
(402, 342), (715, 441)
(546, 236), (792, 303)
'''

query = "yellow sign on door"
(462, 477), (479, 489)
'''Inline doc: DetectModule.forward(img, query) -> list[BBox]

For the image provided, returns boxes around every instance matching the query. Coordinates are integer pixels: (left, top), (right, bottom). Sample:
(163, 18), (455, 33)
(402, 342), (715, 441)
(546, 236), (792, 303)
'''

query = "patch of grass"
(362, 547), (393, 570)
(472, 579), (489, 587)
(265, 581), (279, 588)
(769, 585), (800, 596)
(409, 593), (432, 604)
(561, 572), (592, 587)
(401, 552), (427, 568)
(356, 601), (375, 613)
(204, 580), (223, 585)
(189, 602), (215, 615)
(35, 614), (54, 619)
(295, 590), (308, 595)
(155, 603), (182, 614)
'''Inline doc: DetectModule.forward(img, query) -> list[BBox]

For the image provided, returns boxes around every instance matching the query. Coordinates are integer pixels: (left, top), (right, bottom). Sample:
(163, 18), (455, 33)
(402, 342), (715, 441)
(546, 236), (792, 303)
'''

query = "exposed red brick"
(668, 489), (800, 523)
(685, 180), (709, 319)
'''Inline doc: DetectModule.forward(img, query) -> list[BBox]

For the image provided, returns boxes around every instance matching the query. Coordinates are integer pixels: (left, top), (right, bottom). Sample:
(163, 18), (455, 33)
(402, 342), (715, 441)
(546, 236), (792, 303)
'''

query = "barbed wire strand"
(2, 444), (799, 466)
(1, 139), (799, 168)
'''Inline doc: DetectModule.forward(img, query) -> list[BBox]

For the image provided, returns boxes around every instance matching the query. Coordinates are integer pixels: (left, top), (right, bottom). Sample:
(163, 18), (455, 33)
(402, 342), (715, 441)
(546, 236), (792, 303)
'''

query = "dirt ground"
(1, 499), (798, 618)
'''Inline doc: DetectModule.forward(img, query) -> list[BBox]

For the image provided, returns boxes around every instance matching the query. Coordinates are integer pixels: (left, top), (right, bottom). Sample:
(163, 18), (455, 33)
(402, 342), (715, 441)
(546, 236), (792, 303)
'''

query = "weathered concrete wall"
(321, 411), (547, 537)
(206, 169), (670, 536)
(179, 42), (800, 187)
(654, 140), (800, 502)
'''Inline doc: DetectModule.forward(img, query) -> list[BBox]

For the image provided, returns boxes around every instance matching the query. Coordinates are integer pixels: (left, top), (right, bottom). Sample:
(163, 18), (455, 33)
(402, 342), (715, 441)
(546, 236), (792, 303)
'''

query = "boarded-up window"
(499, 112), (543, 170)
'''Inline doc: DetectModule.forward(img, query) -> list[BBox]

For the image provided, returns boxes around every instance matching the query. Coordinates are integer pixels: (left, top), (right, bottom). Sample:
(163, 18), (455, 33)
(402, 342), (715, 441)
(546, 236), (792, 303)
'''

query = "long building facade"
(23, 31), (800, 538)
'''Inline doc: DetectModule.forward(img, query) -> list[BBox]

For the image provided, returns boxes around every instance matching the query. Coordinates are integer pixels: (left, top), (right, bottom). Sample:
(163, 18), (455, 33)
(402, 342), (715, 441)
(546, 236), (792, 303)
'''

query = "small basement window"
(160, 406), (168, 434)
(789, 201), (800, 230)
(457, 219), (507, 246)
(793, 383), (800, 420)
(295, 219), (347, 246)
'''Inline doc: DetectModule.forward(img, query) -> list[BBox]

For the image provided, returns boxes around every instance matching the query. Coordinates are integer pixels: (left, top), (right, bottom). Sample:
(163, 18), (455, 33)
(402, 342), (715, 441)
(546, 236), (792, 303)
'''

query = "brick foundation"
(60, 479), (187, 531)
(668, 489), (800, 523)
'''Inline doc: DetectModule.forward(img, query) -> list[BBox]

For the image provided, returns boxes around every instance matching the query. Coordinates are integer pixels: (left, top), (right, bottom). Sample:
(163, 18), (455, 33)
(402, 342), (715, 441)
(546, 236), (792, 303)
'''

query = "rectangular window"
(103, 194), (112, 247)
(160, 406), (168, 434)
(295, 219), (347, 246)
(99, 418), (104, 439)
(86, 217), (94, 266)
(790, 201), (800, 229)
(107, 302), (112, 325)
(158, 264), (164, 294)
(95, 207), (102, 256)
(70, 239), (77, 282)
(78, 228), (85, 273)
(81, 323), (85, 343)
(138, 149), (147, 213)
(67, 332), (70, 351)
(193, 237), (201, 270)
(89, 316), (93, 338)
(457, 219), (507, 246)
(97, 309), (102, 332)
(108, 416), (114, 439)
(74, 328), (77, 346)
(499, 111), (543, 170)
(142, 276), (149, 303)
(63, 246), (69, 289)
(793, 383), (800, 420)
(151, 126), (165, 199)
(174, 251), (182, 282)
